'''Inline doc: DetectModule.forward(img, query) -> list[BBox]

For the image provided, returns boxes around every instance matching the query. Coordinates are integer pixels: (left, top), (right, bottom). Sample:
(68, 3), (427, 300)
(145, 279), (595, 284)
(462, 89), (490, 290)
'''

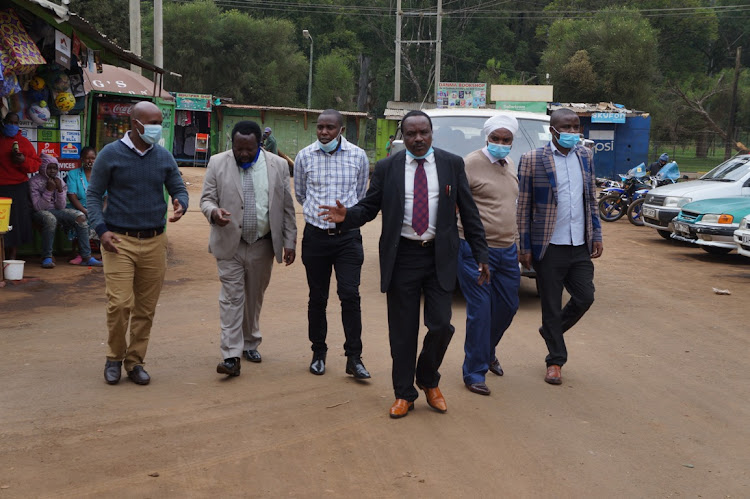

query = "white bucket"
(2, 259), (25, 280)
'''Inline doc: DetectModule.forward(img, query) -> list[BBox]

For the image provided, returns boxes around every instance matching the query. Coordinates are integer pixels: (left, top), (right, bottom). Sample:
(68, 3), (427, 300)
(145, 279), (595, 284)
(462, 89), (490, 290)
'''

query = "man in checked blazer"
(517, 108), (603, 386)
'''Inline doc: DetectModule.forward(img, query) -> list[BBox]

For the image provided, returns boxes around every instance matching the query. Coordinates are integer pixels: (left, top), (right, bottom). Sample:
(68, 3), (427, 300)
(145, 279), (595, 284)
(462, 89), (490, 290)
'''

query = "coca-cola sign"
(98, 102), (133, 117)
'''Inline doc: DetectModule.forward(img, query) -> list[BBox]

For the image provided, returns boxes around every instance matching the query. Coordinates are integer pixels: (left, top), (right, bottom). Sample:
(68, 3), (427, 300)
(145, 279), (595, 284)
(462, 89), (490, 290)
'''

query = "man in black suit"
(320, 110), (489, 418)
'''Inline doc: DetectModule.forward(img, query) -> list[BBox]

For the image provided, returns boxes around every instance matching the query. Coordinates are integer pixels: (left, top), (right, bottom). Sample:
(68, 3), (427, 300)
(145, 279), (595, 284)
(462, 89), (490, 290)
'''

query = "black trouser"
(533, 244), (595, 367)
(301, 224), (364, 357)
(386, 239), (455, 402)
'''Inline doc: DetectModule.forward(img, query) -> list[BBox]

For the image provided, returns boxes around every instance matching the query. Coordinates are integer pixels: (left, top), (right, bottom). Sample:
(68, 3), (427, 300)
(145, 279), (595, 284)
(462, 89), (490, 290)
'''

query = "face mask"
(317, 136), (339, 153)
(136, 120), (163, 145)
(406, 146), (434, 160)
(237, 147), (261, 170)
(551, 126), (580, 149)
(3, 124), (19, 137)
(487, 143), (511, 160)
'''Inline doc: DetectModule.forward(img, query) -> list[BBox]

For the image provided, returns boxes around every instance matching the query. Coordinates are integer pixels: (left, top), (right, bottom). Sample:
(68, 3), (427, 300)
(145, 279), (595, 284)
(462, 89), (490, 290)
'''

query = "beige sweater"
(458, 149), (519, 248)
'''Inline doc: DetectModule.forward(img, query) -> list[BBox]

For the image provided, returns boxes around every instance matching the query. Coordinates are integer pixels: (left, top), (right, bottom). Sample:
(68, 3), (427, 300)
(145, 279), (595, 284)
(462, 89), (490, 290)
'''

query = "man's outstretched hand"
(319, 200), (347, 224)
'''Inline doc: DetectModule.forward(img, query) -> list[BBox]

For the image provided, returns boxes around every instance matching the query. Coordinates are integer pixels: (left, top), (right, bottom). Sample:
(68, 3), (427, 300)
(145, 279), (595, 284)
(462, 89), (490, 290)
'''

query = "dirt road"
(2, 167), (749, 498)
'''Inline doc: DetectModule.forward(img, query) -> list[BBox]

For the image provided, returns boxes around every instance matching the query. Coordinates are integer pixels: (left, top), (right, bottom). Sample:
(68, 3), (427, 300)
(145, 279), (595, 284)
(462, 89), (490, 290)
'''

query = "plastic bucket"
(2, 259), (24, 280)
(0, 197), (11, 232)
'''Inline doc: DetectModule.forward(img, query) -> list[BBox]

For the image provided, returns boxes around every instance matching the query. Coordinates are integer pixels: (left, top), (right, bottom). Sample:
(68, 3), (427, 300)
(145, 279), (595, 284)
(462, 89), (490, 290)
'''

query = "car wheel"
(627, 198), (645, 226)
(701, 246), (733, 255)
(657, 230), (672, 240)
(598, 194), (626, 222)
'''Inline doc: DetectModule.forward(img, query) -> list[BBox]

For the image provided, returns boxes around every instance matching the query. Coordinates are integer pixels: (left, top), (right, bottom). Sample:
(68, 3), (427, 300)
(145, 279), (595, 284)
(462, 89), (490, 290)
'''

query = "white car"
(734, 214), (750, 257)
(642, 154), (750, 239)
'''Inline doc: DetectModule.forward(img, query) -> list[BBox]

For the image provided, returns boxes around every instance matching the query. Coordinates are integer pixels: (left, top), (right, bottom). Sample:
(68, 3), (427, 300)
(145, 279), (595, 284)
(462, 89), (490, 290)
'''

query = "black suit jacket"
(342, 148), (488, 293)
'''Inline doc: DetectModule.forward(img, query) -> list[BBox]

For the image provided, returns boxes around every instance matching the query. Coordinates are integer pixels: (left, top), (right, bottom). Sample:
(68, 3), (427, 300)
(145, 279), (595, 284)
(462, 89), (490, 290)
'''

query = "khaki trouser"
(216, 237), (274, 359)
(102, 232), (167, 371)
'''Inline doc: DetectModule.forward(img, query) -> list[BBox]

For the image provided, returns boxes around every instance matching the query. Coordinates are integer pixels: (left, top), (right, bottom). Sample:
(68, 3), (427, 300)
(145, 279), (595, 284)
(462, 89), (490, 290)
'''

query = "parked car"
(641, 154), (750, 239)
(733, 214), (750, 258)
(392, 108), (551, 286)
(671, 196), (750, 254)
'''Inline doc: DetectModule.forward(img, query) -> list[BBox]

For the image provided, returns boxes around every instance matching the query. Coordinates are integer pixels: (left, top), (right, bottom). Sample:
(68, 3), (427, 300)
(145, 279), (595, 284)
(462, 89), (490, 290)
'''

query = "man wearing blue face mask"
(0, 112), (41, 260)
(517, 108), (603, 386)
(294, 109), (371, 380)
(87, 101), (189, 386)
(458, 113), (522, 396)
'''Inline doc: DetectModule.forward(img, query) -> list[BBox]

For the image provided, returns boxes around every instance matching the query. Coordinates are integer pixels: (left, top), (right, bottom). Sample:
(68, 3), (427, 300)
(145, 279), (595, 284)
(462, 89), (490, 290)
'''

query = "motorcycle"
(598, 163), (652, 222)
(626, 161), (680, 226)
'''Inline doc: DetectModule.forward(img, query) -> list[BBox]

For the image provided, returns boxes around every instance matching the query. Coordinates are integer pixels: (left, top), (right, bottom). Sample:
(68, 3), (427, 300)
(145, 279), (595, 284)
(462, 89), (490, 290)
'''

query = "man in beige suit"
(200, 120), (297, 377)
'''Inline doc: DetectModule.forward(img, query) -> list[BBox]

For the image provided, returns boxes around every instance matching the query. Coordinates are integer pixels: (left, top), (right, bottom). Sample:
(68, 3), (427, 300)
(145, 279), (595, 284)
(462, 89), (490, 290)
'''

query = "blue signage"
(591, 112), (626, 124)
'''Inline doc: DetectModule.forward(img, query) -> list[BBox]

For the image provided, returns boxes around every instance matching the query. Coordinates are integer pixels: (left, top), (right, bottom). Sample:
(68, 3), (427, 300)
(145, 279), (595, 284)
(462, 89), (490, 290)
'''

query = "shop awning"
(83, 64), (173, 99)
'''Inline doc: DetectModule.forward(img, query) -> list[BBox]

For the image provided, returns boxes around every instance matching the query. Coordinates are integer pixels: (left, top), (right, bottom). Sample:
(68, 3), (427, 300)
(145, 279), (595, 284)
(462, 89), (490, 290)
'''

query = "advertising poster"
(436, 82), (486, 109)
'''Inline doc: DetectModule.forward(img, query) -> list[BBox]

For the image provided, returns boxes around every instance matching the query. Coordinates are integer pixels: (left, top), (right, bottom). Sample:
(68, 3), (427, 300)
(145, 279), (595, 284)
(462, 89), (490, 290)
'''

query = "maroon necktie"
(412, 158), (428, 235)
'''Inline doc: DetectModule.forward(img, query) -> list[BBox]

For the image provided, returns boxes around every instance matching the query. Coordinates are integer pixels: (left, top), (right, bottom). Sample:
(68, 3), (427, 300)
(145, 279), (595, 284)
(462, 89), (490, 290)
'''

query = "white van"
(642, 154), (750, 238)
(390, 108), (551, 172)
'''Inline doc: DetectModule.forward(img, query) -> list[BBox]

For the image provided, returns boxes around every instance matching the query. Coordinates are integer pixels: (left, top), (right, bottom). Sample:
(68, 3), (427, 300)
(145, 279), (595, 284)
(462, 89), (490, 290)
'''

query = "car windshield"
(700, 156), (750, 181)
(430, 116), (551, 165)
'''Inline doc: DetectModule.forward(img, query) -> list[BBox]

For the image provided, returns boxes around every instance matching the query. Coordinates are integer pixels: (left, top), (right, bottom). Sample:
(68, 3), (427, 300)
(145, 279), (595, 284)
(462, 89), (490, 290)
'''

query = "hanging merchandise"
(0, 9), (46, 75)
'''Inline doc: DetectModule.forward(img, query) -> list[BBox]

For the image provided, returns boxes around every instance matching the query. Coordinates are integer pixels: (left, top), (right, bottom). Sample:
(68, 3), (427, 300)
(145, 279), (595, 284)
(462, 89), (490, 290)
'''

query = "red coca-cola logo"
(112, 104), (133, 115)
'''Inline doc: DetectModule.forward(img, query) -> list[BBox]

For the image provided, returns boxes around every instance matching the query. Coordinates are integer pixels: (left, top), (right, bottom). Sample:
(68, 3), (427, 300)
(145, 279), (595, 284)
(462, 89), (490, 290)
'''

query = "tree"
(311, 50), (356, 110)
(539, 7), (658, 108)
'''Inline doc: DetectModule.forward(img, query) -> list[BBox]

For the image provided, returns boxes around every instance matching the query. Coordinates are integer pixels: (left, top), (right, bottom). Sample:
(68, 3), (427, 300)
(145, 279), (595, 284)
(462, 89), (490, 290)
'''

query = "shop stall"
(172, 92), (212, 166)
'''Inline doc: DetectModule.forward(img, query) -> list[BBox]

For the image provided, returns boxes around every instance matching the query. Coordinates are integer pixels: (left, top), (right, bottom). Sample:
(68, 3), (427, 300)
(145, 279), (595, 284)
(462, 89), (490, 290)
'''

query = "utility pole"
(434, 0), (442, 104)
(154, 0), (164, 69)
(394, 0), (402, 101)
(129, 0), (141, 75)
(725, 46), (742, 160)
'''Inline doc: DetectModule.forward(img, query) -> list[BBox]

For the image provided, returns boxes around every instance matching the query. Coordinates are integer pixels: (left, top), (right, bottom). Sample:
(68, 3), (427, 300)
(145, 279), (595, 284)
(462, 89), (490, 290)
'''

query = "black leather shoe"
(310, 352), (326, 375)
(466, 382), (491, 396)
(127, 365), (151, 385)
(217, 357), (241, 376)
(104, 360), (122, 385)
(489, 358), (504, 376)
(243, 349), (262, 363)
(345, 356), (371, 379)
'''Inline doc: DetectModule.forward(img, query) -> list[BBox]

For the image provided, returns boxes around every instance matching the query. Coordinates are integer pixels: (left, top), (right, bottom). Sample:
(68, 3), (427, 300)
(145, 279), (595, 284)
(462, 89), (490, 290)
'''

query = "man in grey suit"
(200, 120), (297, 377)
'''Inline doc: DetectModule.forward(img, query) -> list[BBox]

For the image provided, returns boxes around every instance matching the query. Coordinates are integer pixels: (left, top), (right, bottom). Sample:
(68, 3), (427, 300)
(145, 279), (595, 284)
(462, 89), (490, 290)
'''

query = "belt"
(400, 236), (435, 248)
(306, 223), (356, 236)
(110, 227), (164, 239)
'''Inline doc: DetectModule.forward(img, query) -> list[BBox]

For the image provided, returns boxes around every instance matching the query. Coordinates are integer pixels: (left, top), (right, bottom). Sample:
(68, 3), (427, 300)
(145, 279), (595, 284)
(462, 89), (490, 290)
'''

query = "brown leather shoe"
(389, 399), (414, 418)
(466, 382), (491, 396)
(544, 365), (562, 385)
(489, 358), (504, 376)
(417, 384), (447, 413)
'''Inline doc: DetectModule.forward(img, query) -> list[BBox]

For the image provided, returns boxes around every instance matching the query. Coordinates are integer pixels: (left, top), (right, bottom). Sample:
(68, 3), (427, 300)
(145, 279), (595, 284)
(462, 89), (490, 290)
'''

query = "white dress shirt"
(121, 131), (154, 156)
(401, 152), (439, 240)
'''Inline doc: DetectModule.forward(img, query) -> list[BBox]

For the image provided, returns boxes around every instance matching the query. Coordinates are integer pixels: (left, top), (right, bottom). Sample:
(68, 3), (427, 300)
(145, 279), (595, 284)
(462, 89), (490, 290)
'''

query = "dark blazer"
(342, 148), (488, 293)
(516, 144), (601, 261)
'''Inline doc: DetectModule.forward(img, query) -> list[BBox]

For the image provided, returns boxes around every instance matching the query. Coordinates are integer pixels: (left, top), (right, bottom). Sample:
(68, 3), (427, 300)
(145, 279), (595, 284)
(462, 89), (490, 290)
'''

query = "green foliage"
(311, 50), (356, 110)
(540, 7), (658, 108)
(68, 0), (130, 47)
(141, 1), (307, 106)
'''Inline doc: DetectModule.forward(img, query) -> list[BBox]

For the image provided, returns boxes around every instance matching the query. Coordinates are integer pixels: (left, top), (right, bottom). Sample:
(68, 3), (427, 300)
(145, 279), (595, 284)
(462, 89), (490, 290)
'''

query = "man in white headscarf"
(457, 113), (522, 396)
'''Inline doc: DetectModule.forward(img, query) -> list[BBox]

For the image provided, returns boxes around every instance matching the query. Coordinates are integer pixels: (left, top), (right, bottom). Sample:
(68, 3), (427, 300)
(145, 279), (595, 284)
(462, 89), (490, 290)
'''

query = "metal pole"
(395, 0), (402, 101)
(154, 0), (163, 69)
(303, 30), (313, 109)
(435, 0), (442, 104)
(129, 0), (141, 75)
(724, 46), (742, 160)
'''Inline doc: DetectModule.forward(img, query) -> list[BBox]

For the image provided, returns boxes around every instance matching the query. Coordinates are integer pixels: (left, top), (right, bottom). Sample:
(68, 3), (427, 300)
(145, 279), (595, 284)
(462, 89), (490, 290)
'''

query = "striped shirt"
(294, 136), (369, 229)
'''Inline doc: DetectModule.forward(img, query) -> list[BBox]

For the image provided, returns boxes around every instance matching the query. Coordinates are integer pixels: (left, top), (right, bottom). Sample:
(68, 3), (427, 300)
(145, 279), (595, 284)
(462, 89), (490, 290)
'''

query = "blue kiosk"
(550, 103), (651, 180)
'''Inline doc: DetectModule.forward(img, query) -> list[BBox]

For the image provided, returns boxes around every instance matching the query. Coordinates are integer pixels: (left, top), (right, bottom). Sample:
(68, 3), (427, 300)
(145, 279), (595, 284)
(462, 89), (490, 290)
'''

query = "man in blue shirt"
(88, 101), (188, 386)
(517, 109), (603, 385)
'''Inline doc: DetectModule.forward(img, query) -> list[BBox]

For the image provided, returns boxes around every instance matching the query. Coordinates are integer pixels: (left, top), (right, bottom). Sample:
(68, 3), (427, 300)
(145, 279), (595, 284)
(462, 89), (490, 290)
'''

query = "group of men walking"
(86, 102), (601, 419)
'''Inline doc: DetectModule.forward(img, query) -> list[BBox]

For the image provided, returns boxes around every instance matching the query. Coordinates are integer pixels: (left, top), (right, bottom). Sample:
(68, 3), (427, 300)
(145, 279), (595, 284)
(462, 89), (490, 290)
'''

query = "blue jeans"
(32, 209), (91, 259)
(458, 239), (520, 385)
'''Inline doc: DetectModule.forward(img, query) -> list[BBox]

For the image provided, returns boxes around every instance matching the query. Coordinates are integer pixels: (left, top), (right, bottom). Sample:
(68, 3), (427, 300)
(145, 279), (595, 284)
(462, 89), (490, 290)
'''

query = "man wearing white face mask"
(458, 114), (522, 396)
(517, 108), (602, 386)
(294, 109), (371, 379)
(87, 101), (189, 386)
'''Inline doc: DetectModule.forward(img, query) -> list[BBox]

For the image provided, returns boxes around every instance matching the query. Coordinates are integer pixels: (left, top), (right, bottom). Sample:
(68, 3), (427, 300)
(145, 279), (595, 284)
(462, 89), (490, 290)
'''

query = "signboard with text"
(495, 101), (547, 113)
(175, 93), (212, 111)
(591, 112), (626, 124)
(436, 82), (486, 109)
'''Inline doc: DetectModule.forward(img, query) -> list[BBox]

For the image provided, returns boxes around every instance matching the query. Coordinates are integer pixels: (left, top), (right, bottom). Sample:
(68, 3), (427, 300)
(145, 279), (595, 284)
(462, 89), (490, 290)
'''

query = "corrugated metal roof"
(550, 102), (648, 116)
(220, 103), (369, 118)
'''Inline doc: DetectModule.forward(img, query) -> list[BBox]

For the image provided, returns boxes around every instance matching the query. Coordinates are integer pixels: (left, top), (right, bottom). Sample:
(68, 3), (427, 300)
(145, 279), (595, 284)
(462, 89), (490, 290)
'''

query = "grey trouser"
(216, 237), (274, 359)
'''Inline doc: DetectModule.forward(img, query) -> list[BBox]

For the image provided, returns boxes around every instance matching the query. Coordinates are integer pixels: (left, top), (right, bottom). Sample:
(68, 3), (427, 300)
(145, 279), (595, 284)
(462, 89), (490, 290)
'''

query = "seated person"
(66, 146), (104, 262)
(648, 153), (669, 176)
(28, 154), (102, 269)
